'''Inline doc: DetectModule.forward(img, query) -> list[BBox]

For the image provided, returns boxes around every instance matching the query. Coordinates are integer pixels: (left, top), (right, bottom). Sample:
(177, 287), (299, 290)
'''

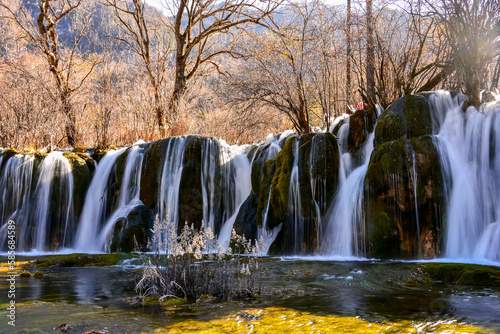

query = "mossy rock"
(267, 136), (296, 229)
(374, 110), (407, 149)
(31, 253), (121, 268)
(76, 153), (96, 176)
(373, 94), (432, 149)
(92, 148), (110, 163)
(370, 212), (400, 259)
(404, 94), (432, 139)
(109, 204), (155, 252)
(63, 152), (91, 217)
(256, 158), (276, 227)
(33, 271), (44, 278)
(266, 133), (340, 255)
(72, 146), (86, 153)
(421, 263), (500, 287)
(365, 139), (443, 259)
(366, 139), (409, 187)
(19, 271), (31, 278)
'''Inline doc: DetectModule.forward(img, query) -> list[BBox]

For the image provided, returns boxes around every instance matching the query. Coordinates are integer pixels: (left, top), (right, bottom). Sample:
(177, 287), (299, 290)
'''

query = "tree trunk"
(417, 65), (455, 93)
(154, 91), (167, 138)
(492, 55), (500, 89)
(346, 0), (352, 107)
(366, 0), (375, 101)
(61, 91), (77, 147)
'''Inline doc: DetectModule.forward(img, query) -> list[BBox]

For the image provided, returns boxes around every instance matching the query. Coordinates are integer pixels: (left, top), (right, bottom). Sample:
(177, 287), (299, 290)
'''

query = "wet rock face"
(365, 135), (445, 259)
(253, 133), (340, 255)
(178, 136), (204, 232)
(109, 204), (155, 252)
(233, 192), (258, 241)
(348, 109), (376, 154)
(140, 139), (171, 209)
(63, 152), (91, 219)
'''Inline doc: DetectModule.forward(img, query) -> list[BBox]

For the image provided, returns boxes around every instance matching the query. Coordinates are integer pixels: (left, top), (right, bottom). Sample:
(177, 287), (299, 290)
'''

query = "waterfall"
(288, 139), (303, 253)
(430, 91), (500, 261)
(323, 131), (374, 257)
(32, 152), (74, 251)
(213, 140), (252, 246)
(410, 146), (421, 256)
(0, 154), (34, 251)
(98, 144), (145, 252)
(255, 133), (287, 253)
(75, 148), (126, 250)
(158, 138), (187, 227)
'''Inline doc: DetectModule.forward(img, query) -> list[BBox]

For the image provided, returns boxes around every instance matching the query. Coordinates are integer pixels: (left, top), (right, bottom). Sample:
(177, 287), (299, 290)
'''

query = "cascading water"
(430, 91), (500, 261)
(1, 92), (499, 261)
(75, 148), (126, 250)
(98, 144), (145, 251)
(322, 131), (374, 257)
(288, 139), (303, 254)
(211, 140), (252, 246)
(255, 132), (291, 253)
(0, 154), (34, 250)
(158, 138), (187, 227)
(32, 152), (75, 251)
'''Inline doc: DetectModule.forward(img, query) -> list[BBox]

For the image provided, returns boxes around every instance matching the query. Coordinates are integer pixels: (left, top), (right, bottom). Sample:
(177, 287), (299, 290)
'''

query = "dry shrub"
(135, 216), (264, 302)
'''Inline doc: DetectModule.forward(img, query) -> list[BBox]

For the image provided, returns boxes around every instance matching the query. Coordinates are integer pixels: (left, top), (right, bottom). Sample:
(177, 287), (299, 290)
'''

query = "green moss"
(19, 271), (31, 278)
(404, 95), (432, 139)
(370, 212), (400, 259)
(373, 94), (432, 149)
(31, 253), (121, 268)
(164, 297), (188, 306)
(92, 148), (111, 163)
(33, 270), (44, 278)
(421, 263), (500, 286)
(268, 136), (296, 229)
(374, 110), (407, 148)
(256, 158), (276, 227)
(367, 140), (407, 186)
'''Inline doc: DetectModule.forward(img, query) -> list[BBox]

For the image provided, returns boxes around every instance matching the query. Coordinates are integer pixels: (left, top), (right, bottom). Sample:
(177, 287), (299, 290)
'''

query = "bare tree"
(365, 0), (375, 103)
(424, 0), (499, 105)
(225, 1), (342, 134)
(345, 0), (352, 108)
(102, 0), (172, 137)
(162, 0), (282, 122)
(0, 0), (99, 146)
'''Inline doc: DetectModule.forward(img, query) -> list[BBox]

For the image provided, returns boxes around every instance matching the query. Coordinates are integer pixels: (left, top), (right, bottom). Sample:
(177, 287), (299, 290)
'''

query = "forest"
(0, 0), (498, 149)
